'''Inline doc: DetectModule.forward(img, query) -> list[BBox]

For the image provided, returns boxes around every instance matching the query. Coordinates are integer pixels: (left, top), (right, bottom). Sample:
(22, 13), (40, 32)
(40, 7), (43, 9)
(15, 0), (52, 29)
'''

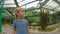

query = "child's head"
(14, 7), (25, 19)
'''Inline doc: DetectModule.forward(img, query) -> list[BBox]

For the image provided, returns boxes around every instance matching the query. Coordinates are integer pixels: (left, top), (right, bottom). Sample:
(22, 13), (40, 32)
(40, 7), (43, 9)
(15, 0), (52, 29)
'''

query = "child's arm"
(27, 26), (30, 34)
(12, 28), (16, 34)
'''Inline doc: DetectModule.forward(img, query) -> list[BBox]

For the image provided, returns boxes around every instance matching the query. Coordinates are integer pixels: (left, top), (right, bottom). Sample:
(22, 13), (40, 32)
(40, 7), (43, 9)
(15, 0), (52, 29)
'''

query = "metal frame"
(0, 0), (4, 32)
(54, 0), (60, 5)
(14, 0), (19, 7)
(18, 0), (24, 3)
(2, 0), (60, 28)
(5, 8), (14, 16)
(4, 3), (15, 5)
(3, 0), (60, 17)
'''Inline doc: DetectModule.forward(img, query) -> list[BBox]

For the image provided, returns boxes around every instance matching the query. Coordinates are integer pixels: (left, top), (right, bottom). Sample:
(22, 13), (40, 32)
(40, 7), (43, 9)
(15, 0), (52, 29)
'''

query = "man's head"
(14, 7), (25, 19)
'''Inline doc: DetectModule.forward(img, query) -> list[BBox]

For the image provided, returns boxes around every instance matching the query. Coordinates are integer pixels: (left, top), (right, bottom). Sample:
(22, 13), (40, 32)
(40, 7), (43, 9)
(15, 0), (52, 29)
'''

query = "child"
(12, 8), (30, 34)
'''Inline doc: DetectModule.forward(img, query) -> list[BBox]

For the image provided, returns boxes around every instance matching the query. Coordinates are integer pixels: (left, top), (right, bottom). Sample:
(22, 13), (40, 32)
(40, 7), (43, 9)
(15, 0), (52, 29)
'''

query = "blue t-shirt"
(13, 19), (29, 34)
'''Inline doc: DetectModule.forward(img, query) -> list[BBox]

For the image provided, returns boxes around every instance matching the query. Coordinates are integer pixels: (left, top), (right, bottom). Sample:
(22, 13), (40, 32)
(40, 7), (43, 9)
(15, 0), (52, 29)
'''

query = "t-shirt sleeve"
(13, 21), (16, 29)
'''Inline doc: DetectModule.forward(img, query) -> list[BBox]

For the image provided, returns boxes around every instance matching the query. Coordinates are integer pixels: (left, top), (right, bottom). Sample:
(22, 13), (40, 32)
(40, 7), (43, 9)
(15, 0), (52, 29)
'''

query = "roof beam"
(41, 0), (49, 6)
(42, 7), (59, 12)
(20, 0), (38, 7)
(54, 0), (60, 5)
(14, 0), (19, 7)
(18, 0), (24, 3)
(5, 8), (14, 16)
(2, 11), (12, 17)
(34, 7), (59, 12)
(4, 3), (15, 5)
(19, 0), (49, 8)
(53, 6), (60, 9)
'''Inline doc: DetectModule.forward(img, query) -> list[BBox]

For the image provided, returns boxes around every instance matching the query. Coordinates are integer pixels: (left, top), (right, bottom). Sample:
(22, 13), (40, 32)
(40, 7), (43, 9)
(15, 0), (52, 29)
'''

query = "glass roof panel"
(43, 5), (54, 9)
(44, 0), (59, 9)
(4, 0), (16, 7)
(21, 6), (25, 8)
(54, 7), (60, 11)
(56, 7), (60, 10)
(3, 0), (60, 12)
(2, 13), (9, 17)
(17, 0), (23, 3)
(4, 0), (15, 5)
(48, 1), (59, 8)
(4, 5), (16, 7)
(26, 1), (39, 8)
(57, 0), (60, 2)
(4, 0), (14, 3)
(19, 0), (36, 6)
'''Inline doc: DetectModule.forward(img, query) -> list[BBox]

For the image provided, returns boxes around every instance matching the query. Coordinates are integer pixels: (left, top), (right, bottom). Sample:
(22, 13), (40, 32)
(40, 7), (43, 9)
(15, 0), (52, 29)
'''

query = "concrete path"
(2, 24), (60, 34)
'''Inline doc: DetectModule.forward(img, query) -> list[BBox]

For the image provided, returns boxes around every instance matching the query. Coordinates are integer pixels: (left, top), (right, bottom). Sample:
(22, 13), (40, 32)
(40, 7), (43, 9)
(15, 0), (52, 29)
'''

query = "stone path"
(2, 24), (60, 34)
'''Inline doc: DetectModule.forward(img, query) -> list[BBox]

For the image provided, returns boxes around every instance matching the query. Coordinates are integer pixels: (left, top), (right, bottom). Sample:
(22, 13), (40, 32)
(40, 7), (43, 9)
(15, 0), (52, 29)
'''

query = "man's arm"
(27, 26), (30, 34)
(12, 28), (16, 34)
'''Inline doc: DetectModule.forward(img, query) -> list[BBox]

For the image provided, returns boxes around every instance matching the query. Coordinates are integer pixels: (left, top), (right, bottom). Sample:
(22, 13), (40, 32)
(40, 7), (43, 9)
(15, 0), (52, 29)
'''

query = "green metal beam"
(14, 0), (19, 7)
(41, 0), (49, 6)
(0, 0), (4, 32)
(5, 8), (14, 16)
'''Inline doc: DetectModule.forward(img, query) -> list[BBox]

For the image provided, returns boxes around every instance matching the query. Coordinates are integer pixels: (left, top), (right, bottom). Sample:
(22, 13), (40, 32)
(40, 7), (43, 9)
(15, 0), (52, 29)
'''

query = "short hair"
(14, 7), (24, 18)
(14, 7), (24, 13)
